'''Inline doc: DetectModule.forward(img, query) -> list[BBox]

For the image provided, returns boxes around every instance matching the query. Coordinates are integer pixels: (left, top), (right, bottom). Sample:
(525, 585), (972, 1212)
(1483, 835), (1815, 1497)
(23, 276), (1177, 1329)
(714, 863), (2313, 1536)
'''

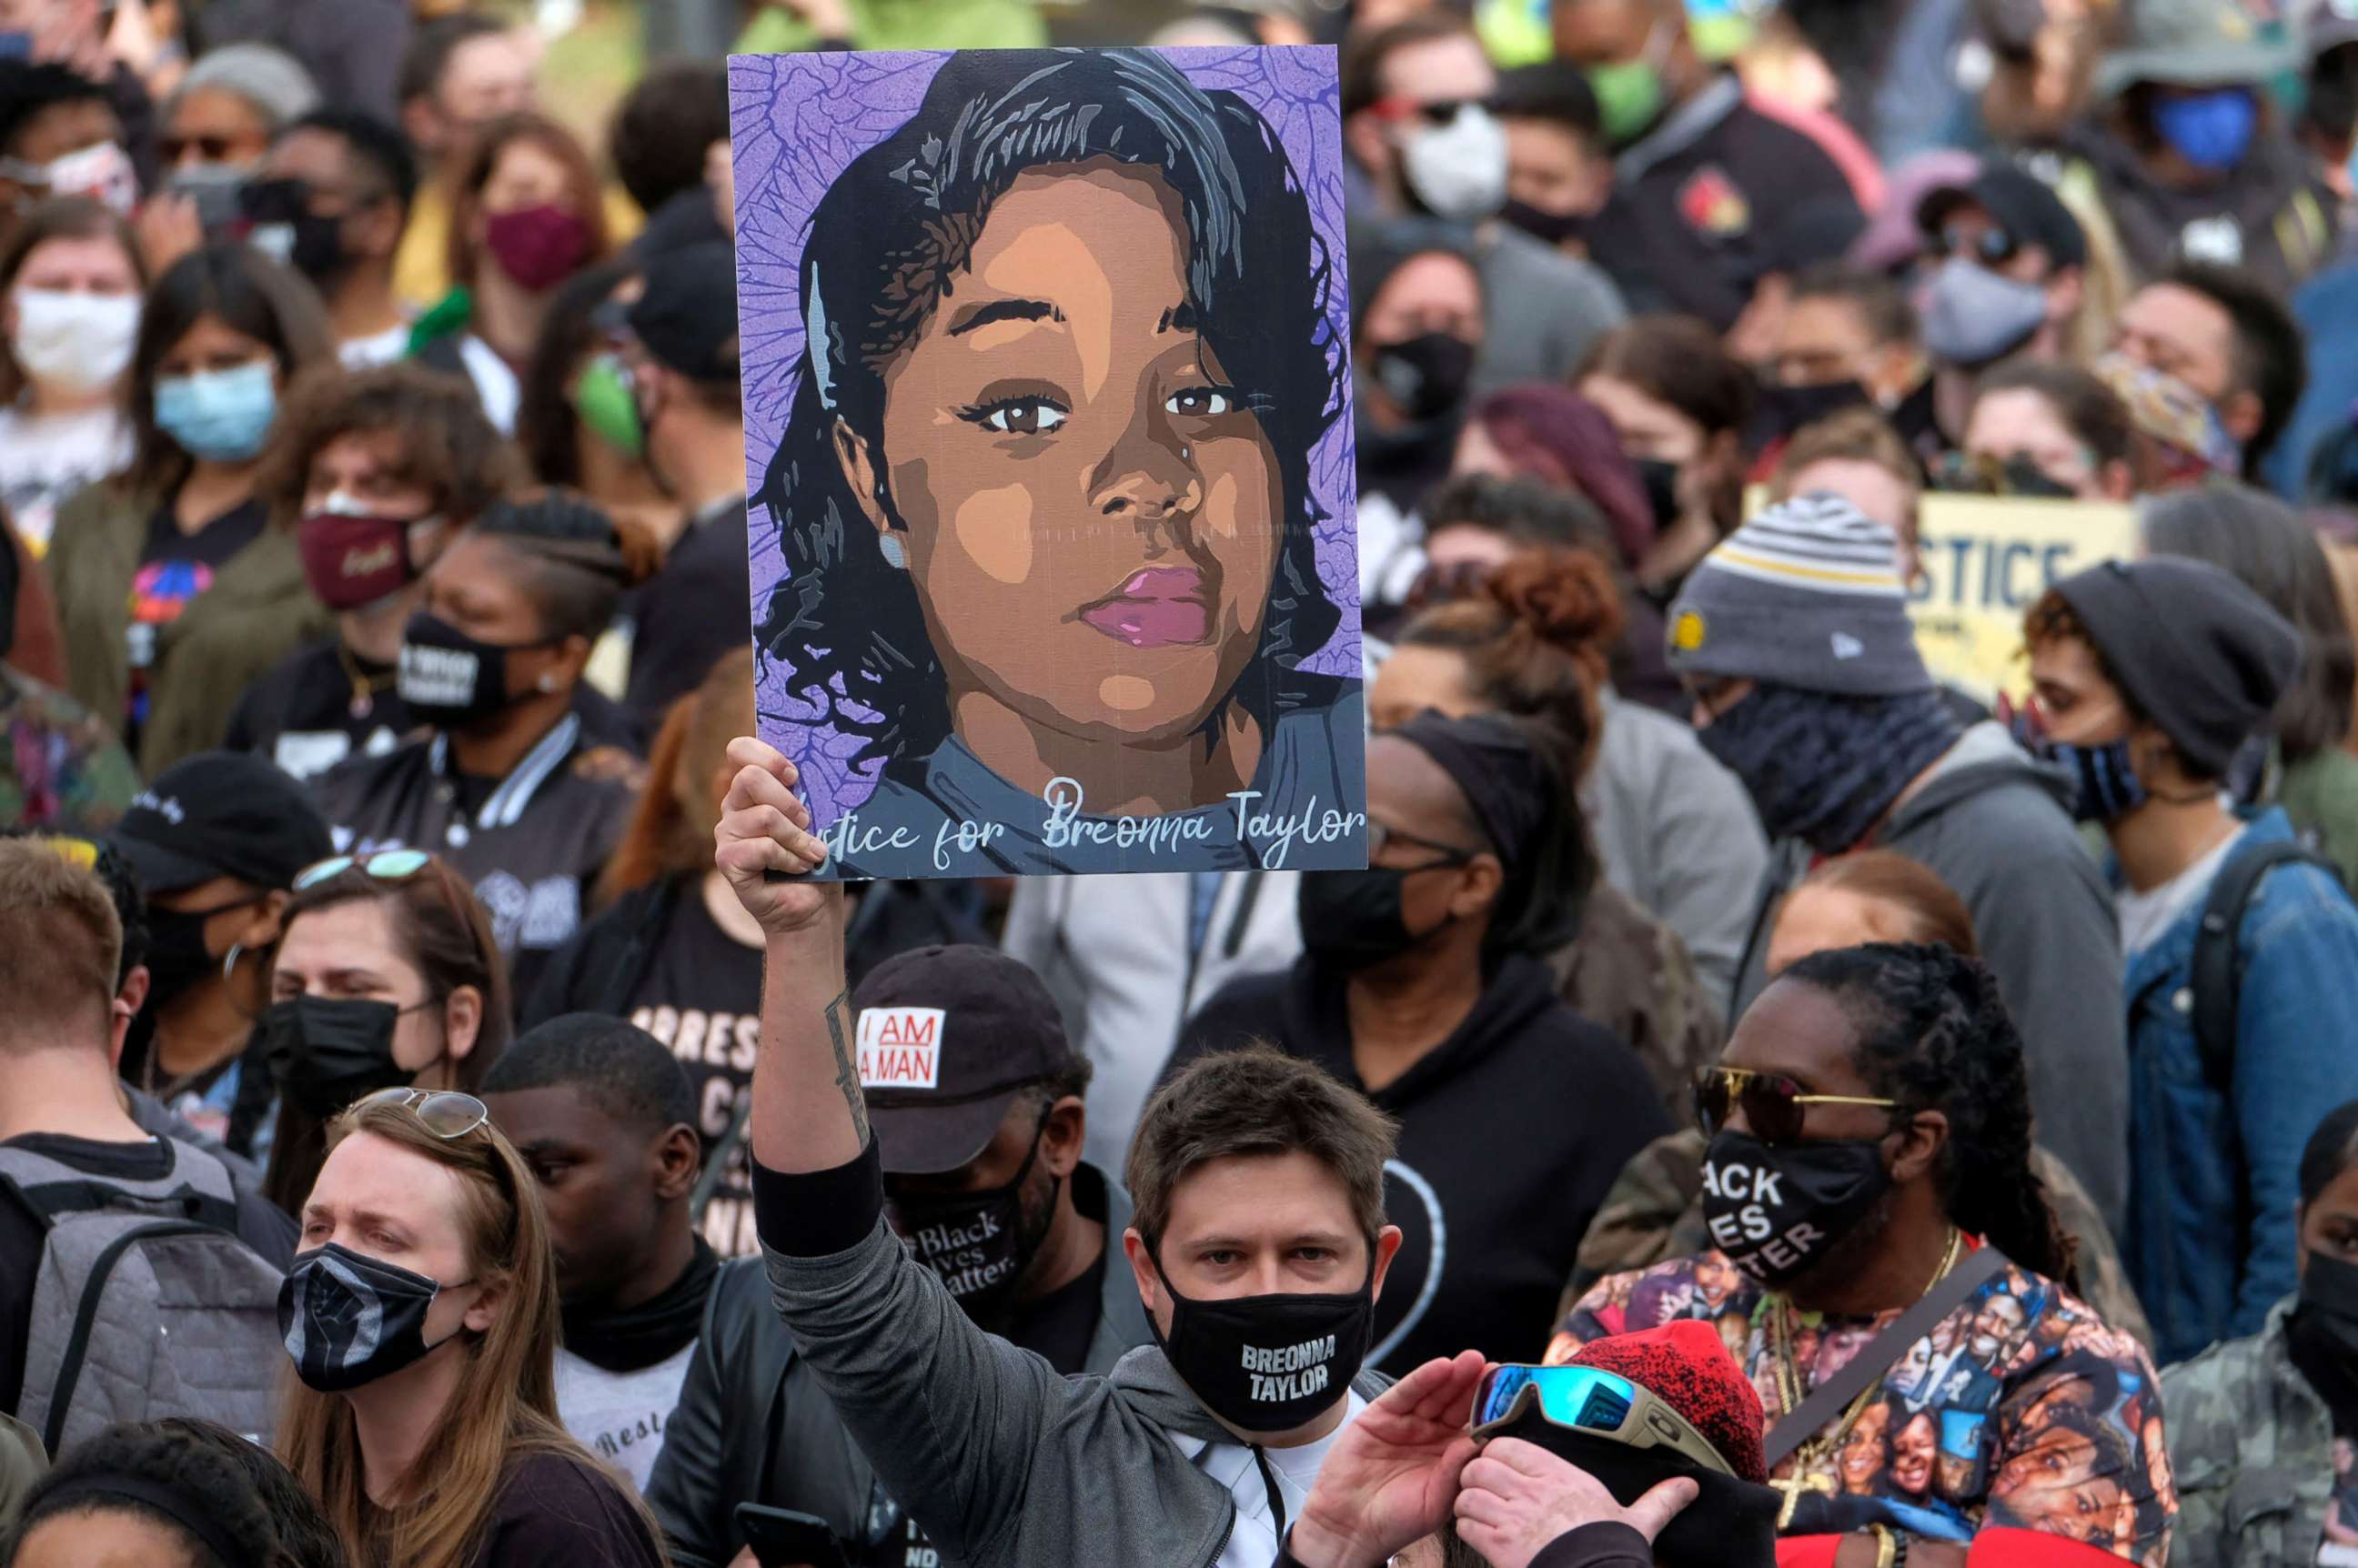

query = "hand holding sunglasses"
(1469, 1363), (1733, 1476)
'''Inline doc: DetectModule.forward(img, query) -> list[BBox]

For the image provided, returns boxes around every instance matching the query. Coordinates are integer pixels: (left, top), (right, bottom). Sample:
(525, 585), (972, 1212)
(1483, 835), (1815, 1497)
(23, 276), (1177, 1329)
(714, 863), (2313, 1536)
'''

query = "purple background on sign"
(725, 45), (1359, 826)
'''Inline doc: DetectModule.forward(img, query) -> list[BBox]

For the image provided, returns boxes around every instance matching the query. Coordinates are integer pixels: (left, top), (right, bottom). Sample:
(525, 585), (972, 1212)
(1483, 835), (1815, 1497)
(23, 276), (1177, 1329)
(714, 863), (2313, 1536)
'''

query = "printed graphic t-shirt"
(126, 497), (264, 739)
(553, 1341), (696, 1493)
(1551, 1251), (2177, 1557)
(0, 405), (130, 552)
(628, 889), (765, 1257)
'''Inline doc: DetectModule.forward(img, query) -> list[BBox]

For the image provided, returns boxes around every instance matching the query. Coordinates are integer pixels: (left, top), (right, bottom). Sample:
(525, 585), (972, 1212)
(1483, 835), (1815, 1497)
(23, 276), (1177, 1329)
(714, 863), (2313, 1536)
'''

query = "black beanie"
(2050, 557), (2303, 779)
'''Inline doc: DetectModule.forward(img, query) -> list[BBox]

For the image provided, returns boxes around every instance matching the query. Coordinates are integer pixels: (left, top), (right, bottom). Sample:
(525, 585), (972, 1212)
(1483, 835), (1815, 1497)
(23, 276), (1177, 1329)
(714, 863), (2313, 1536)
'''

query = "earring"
(221, 942), (244, 984)
(537, 671), (559, 693)
(877, 533), (907, 569)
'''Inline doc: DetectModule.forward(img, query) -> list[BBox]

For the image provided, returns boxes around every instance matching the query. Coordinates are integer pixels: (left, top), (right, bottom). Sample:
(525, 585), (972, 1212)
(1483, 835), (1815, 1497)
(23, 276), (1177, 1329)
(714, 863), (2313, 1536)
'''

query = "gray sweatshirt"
(761, 1215), (1389, 1568)
(1729, 722), (2129, 1232)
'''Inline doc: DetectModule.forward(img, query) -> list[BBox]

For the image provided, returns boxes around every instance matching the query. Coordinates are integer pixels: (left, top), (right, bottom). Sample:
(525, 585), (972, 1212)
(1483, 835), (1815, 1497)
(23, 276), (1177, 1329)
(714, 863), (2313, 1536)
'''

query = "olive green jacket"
(47, 481), (327, 777)
(2163, 1300), (2334, 1568)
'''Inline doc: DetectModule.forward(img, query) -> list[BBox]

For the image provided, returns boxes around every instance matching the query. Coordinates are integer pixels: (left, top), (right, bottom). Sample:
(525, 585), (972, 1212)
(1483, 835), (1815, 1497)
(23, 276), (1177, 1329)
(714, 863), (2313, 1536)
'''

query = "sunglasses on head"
(358, 1086), (489, 1140)
(1693, 1065), (1900, 1146)
(1471, 1364), (1733, 1475)
(296, 849), (432, 891)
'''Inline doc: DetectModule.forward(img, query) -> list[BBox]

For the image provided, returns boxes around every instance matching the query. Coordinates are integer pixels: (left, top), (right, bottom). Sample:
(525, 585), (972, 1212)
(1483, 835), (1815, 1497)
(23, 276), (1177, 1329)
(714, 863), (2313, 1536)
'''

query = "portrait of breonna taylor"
(729, 45), (1367, 879)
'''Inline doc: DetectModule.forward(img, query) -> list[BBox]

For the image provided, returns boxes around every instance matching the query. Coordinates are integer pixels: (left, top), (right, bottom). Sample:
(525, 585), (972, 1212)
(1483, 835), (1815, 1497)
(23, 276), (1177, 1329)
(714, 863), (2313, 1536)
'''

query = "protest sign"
(1908, 495), (2139, 705)
(728, 46), (1366, 879)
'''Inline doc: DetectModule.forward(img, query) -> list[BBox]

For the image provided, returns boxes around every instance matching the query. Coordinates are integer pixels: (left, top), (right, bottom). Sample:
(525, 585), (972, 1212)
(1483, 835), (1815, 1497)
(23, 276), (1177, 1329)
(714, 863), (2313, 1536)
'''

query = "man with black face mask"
(107, 750), (333, 1155)
(253, 108), (418, 369)
(644, 942), (1152, 1566)
(2165, 1095), (2358, 1562)
(1672, 494), (2129, 1236)
(2022, 558), (2358, 1365)
(1351, 218), (1487, 606)
(1172, 709), (1669, 1374)
(482, 1015), (714, 1494)
(1553, 943), (2175, 1562)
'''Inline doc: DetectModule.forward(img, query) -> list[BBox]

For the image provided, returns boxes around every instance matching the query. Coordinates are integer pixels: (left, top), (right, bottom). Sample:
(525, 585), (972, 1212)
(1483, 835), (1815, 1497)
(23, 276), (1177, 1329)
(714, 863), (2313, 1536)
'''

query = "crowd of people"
(9, 0), (2358, 1564)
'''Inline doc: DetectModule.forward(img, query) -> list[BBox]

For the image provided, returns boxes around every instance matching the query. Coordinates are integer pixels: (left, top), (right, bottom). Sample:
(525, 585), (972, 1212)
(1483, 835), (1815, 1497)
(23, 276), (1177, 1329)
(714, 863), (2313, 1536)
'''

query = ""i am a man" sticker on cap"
(857, 1007), (943, 1089)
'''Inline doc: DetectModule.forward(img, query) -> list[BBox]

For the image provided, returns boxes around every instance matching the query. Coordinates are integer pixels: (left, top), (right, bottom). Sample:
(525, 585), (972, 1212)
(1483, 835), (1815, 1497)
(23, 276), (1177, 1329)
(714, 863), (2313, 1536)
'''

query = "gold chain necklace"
(1767, 1226), (1962, 1520)
(336, 639), (396, 719)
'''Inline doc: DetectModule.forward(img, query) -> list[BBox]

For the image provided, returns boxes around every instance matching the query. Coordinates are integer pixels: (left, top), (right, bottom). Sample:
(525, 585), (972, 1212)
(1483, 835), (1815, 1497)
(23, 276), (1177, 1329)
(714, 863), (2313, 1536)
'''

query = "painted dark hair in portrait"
(732, 46), (1365, 878)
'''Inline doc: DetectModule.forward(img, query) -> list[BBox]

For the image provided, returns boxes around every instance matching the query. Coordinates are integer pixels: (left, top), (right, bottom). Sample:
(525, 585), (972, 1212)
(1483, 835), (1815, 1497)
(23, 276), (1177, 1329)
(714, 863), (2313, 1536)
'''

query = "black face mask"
(887, 1116), (1057, 1331)
(398, 611), (541, 729)
(1149, 1251), (1376, 1434)
(241, 177), (350, 284)
(141, 895), (264, 1011)
(1699, 1129), (1890, 1288)
(260, 996), (423, 1120)
(279, 1242), (471, 1392)
(1296, 866), (1446, 972)
(1499, 199), (1589, 248)
(1370, 333), (1477, 424)
(1632, 457), (1682, 531)
(1755, 379), (1872, 443)
(2290, 1251), (2358, 1426)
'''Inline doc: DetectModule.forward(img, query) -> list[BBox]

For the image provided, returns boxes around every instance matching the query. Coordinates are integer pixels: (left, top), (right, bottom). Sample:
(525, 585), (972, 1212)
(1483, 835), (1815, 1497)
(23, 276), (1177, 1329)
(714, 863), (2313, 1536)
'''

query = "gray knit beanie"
(1665, 491), (1932, 696)
(172, 44), (320, 133)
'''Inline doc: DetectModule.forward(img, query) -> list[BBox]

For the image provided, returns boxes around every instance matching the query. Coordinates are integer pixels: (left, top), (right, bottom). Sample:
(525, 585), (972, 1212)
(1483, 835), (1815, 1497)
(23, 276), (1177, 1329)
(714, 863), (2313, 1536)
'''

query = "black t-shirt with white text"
(628, 888), (765, 1256)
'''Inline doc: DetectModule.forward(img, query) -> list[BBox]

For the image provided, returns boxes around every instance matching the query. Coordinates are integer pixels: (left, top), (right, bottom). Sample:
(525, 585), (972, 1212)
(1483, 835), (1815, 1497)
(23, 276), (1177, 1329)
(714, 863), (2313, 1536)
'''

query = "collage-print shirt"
(1548, 1249), (2177, 1563)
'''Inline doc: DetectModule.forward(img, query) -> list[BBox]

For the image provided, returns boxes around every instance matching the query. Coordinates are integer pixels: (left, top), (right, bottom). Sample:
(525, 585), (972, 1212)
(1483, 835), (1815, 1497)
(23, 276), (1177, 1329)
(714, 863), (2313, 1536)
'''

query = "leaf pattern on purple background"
(728, 47), (1358, 825)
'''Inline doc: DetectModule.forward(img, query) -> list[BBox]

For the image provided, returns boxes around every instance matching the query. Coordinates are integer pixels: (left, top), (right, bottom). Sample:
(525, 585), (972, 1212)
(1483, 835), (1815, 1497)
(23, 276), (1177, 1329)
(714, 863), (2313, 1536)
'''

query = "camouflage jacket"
(0, 665), (138, 835)
(2162, 1300), (2333, 1568)
(1545, 880), (1724, 1125)
(1562, 1127), (2156, 1354)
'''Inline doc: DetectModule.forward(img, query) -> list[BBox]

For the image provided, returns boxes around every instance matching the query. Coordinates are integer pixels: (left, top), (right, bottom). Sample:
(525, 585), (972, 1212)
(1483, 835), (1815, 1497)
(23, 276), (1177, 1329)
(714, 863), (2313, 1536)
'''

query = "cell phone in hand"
(733, 1503), (852, 1568)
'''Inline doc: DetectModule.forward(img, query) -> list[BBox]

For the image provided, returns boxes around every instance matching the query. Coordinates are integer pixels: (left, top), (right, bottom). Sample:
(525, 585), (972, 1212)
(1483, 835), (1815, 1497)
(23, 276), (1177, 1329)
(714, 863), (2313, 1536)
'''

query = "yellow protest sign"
(1908, 495), (2138, 705)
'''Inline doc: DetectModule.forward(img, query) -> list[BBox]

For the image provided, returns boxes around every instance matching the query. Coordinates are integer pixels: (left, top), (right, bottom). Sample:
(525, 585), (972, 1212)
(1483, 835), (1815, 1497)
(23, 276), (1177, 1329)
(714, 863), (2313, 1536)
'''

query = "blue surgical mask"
(153, 360), (279, 462)
(2152, 88), (2258, 173)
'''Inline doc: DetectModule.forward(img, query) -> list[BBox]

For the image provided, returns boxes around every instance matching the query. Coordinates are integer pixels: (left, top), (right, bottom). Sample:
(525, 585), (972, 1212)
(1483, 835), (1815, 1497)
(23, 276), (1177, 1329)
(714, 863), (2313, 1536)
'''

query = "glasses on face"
(1470, 1364), (1734, 1475)
(358, 1087), (489, 1140)
(1377, 95), (1480, 127)
(295, 849), (432, 891)
(1940, 223), (2018, 266)
(1366, 820), (1477, 865)
(1694, 1065), (1901, 1146)
(162, 134), (253, 165)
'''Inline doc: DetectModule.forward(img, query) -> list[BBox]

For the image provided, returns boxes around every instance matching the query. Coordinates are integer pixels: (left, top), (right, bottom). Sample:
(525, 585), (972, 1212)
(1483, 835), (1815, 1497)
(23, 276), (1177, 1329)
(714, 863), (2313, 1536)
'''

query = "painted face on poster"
(730, 45), (1368, 879)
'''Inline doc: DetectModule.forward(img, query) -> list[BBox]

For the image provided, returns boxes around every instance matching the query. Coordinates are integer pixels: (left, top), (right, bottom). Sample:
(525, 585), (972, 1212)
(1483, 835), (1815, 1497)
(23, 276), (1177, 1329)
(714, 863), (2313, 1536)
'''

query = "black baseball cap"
(109, 751), (336, 895)
(627, 238), (741, 385)
(1916, 165), (2087, 271)
(850, 945), (1080, 1175)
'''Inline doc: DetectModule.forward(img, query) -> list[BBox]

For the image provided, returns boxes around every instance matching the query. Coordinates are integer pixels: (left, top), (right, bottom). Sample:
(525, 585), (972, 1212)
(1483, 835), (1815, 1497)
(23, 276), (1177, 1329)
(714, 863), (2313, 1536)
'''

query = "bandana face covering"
(279, 1242), (470, 1392)
(1149, 1251), (1376, 1434)
(1700, 1130), (1890, 1288)
(1697, 687), (1961, 854)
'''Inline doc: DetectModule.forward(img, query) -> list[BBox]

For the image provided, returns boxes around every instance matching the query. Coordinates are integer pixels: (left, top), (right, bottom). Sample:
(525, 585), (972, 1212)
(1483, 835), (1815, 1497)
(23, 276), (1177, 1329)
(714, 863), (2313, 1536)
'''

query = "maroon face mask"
(483, 203), (593, 292)
(298, 509), (418, 610)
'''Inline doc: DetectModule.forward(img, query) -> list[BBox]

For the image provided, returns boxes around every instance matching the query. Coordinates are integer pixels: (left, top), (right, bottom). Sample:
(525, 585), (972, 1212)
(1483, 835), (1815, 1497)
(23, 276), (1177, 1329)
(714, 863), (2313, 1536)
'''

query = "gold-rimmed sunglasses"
(1693, 1065), (1900, 1146)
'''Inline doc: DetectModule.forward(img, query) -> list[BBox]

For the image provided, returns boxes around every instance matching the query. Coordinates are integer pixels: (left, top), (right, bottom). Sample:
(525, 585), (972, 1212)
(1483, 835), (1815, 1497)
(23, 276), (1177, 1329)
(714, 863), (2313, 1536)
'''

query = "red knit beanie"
(1569, 1320), (1768, 1483)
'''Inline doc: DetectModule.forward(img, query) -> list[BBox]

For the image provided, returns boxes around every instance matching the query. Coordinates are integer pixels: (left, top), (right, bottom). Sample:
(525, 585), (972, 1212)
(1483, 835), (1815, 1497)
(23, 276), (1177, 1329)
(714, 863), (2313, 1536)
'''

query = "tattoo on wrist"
(822, 988), (869, 1140)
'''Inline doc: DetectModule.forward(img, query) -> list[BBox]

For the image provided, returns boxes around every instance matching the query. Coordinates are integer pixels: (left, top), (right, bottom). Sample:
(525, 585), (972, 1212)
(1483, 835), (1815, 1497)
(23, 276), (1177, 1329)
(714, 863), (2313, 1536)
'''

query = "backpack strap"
(2191, 839), (2341, 1093)
(40, 1218), (220, 1456)
(0, 1137), (240, 1230)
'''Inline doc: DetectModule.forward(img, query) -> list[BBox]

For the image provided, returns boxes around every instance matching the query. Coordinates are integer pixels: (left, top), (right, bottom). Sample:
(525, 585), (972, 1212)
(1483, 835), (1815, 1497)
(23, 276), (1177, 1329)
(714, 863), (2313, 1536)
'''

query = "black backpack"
(2189, 839), (2346, 1091)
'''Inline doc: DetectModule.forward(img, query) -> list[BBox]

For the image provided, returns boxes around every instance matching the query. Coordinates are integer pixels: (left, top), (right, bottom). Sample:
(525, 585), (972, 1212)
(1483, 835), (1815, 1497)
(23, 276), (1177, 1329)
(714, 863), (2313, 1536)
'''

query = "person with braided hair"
(1552, 941), (2175, 1563)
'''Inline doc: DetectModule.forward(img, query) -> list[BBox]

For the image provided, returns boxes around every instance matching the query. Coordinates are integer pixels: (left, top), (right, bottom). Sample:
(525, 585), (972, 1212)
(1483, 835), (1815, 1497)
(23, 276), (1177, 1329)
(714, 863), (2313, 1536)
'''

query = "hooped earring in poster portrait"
(727, 45), (1367, 880)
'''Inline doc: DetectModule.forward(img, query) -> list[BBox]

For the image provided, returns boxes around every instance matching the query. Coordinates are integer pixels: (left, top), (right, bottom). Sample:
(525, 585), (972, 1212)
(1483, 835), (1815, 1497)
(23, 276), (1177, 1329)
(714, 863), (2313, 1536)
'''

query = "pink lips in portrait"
(1078, 565), (1213, 649)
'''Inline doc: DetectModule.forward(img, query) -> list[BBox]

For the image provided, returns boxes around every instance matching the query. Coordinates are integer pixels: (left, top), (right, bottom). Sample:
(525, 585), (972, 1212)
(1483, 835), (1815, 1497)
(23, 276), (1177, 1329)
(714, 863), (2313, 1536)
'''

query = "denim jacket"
(2123, 809), (2358, 1365)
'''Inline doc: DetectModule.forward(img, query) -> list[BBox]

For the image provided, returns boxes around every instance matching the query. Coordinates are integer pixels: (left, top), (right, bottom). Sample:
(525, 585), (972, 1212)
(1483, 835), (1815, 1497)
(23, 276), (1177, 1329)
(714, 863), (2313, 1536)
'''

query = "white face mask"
(1400, 104), (1508, 223)
(8, 288), (141, 395)
(34, 141), (139, 216)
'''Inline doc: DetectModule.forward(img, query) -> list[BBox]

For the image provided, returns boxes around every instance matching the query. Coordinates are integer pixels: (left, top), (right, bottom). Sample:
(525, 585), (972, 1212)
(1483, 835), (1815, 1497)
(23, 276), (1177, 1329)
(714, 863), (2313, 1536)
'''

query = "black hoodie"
(1170, 954), (1671, 1372)
(2065, 119), (2336, 294)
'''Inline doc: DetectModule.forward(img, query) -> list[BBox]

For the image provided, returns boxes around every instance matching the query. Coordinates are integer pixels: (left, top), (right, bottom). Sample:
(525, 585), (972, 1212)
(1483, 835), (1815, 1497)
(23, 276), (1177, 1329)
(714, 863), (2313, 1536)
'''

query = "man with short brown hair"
(0, 839), (295, 1417)
(716, 739), (1487, 1568)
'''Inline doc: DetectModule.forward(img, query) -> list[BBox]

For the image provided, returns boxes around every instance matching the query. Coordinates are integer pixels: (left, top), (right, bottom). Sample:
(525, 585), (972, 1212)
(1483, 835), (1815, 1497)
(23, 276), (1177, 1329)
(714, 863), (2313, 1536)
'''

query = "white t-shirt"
(339, 323), (412, 369)
(0, 403), (132, 552)
(1172, 1392), (1366, 1568)
(551, 1341), (696, 1493)
(2117, 825), (2246, 960)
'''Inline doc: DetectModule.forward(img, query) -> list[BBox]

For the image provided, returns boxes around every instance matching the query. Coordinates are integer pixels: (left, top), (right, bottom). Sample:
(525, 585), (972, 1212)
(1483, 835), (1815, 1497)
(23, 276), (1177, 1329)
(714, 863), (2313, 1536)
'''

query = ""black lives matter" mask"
(887, 1116), (1056, 1329)
(1699, 1129), (1890, 1288)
